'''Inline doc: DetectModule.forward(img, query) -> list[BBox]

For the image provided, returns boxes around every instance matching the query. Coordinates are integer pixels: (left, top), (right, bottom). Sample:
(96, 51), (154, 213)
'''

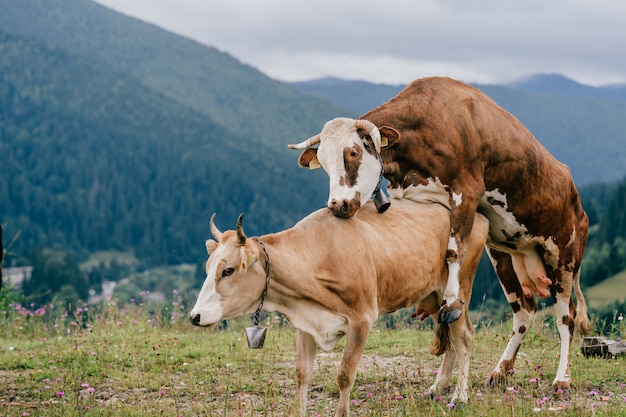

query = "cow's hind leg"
(335, 321), (370, 417)
(425, 316), (455, 397)
(552, 282), (575, 398)
(449, 317), (472, 406)
(295, 330), (317, 416)
(486, 248), (537, 388)
(550, 263), (588, 398)
(426, 317), (472, 407)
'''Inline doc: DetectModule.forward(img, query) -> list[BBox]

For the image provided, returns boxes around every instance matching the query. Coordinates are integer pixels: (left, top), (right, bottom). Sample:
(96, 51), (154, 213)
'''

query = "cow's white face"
(189, 230), (264, 327)
(315, 118), (382, 218)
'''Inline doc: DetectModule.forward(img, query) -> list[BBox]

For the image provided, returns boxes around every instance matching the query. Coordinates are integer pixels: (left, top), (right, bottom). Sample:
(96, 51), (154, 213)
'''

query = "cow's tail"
(430, 322), (450, 356)
(573, 268), (591, 336)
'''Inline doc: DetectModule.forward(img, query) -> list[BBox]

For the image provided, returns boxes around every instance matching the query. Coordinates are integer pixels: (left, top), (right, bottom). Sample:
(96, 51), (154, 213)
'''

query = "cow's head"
(189, 214), (266, 327)
(289, 117), (393, 218)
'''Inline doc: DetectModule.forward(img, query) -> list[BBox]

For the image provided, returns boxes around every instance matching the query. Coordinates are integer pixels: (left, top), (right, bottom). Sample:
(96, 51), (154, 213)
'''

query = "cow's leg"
(440, 189), (483, 323)
(427, 228), (481, 405)
(486, 248), (537, 388)
(426, 318), (472, 406)
(551, 265), (590, 398)
(449, 318), (472, 405)
(551, 276), (575, 397)
(295, 330), (317, 416)
(335, 321), (370, 417)
(426, 327), (457, 398)
(550, 251), (590, 397)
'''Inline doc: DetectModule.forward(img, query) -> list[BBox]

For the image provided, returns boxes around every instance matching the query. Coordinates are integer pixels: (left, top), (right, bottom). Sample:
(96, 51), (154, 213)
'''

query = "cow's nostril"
(340, 201), (349, 214)
(190, 313), (201, 326)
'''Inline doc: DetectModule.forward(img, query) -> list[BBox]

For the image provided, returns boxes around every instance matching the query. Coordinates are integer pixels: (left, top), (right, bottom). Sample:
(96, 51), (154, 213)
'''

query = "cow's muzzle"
(328, 198), (360, 218)
(190, 313), (201, 326)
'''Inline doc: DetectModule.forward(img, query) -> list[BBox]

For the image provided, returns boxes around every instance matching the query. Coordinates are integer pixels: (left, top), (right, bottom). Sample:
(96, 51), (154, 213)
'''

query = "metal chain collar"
(251, 237), (270, 326)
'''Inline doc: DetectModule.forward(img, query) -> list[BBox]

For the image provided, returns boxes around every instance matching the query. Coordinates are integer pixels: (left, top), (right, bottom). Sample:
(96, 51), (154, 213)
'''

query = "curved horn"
(236, 213), (247, 244)
(209, 213), (222, 241)
(355, 119), (382, 153)
(287, 134), (321, 150)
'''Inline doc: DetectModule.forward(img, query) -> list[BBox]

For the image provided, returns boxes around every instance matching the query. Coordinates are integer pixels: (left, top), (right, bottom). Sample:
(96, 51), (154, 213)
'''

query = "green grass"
(585, 270), (626, 309)
(1, 296), (625, 417)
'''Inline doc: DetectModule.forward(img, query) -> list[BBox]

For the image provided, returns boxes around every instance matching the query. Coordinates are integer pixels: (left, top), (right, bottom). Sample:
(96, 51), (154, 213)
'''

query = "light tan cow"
(190, 199), (489, 417)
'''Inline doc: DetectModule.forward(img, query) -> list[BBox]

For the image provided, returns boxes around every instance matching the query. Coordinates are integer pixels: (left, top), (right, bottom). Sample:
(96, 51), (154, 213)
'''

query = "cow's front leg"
(295, 330), (317, 416)
(335, 321), (370, 417)
(440, 192), (481, 323)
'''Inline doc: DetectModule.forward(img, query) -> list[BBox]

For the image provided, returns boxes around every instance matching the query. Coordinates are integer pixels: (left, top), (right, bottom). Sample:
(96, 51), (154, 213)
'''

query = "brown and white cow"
(190, 200), (489, 417)
(288, 76), (590, 393)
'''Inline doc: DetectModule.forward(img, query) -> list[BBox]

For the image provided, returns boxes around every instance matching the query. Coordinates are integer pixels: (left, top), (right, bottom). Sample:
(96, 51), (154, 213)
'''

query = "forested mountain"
(0, 0), (351, 146)
(291, 78), (626, 186)
(0, 30), (334, 266)
(0, 0), (357, 268)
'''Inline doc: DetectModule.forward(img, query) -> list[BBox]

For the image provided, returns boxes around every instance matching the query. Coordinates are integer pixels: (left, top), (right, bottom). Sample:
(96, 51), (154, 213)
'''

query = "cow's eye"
(222, 268), (235, 277)
(350, 148), (359, 157)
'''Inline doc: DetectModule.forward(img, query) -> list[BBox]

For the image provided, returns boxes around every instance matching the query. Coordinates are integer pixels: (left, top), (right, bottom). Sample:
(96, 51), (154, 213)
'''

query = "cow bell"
(245, 325), (267, 349)
(373, 188), (390, 213)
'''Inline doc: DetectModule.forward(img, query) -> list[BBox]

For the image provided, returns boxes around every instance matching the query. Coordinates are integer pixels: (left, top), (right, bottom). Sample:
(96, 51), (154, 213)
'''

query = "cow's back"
(363, 77), (560, 178)
(289, 200), (484, 315)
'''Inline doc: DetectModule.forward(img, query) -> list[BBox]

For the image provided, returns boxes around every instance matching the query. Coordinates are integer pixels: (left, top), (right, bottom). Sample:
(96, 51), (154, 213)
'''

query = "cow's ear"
(246, 253), (257, 268)
(239, 247), (257, 271)
(206, 239), (218, 255)
(379, 126), (400, 147)
(298, 148), (321, 169)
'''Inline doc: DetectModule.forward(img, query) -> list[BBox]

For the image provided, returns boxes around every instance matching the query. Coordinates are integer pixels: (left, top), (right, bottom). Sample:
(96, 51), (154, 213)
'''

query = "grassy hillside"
(585, 270), (626, 309)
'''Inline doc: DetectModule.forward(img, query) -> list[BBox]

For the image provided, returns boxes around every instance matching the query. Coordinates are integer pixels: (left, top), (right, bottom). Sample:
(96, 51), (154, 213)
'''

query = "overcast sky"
(94, 0), (626, 87)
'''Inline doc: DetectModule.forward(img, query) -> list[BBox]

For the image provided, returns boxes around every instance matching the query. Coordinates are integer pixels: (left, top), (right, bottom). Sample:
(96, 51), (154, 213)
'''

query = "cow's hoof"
(553, 382), (570, 400)
(555, 388), (570, 400)
(438, 300), (463, 323)
(487, 372), (508, 390)
(448, 402), (465, 411)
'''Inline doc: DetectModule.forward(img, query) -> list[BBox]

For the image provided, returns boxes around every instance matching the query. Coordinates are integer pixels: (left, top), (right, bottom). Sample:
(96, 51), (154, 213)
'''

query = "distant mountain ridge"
(293, 73), (626, 111)
(508, 73), (626, 102)
(292, 77), (404, 115)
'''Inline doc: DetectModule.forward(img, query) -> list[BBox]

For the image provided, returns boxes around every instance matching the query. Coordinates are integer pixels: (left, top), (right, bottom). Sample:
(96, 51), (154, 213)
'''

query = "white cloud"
(95, 0), (626, 86)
